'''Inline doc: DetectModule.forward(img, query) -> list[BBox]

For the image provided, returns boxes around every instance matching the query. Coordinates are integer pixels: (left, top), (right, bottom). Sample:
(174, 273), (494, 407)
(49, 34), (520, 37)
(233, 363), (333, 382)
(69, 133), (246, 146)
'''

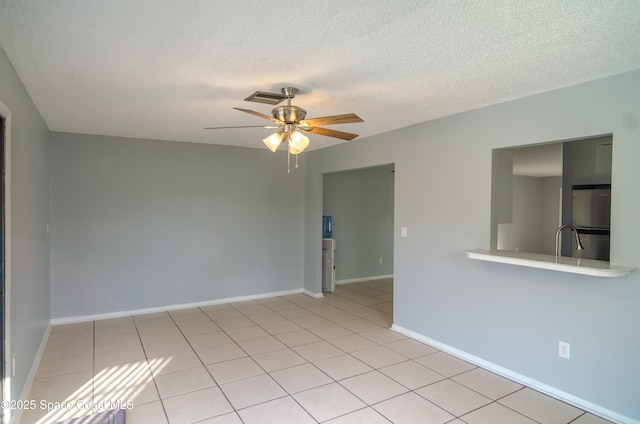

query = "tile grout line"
(198, 298), (337, 422)
(493, 385), (581, 424)
(231, 294), (378, 423)
(92, 320), (96, 406)
(189, 293), (392, 422)
(249, 292), (393, 422)
(166, 308), (241, 421)
(133, 314), (173, 424)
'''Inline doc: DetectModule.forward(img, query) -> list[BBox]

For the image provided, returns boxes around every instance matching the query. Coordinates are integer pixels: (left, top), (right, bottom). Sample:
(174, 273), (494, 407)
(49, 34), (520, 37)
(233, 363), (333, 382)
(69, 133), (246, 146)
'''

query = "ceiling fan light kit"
(207, 87), (363, 172)
(263, 131), (284, 152)
(288, 131), (310, 154)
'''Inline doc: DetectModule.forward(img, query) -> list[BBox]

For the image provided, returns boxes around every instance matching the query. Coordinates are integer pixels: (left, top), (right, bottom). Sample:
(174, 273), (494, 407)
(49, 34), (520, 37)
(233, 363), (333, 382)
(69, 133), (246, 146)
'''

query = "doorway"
(322, 163), (395, 284)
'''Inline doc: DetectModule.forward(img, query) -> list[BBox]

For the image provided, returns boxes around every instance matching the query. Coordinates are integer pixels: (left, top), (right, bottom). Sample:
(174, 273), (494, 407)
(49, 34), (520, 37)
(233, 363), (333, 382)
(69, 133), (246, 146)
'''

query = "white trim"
(7, 323), (51, 424)
(391, 324), (637, 424)
(336, 274), (393, 285)
(0, 99), (12, 423)
(51, 288), (304, 325)
(303, 289), (324, 299)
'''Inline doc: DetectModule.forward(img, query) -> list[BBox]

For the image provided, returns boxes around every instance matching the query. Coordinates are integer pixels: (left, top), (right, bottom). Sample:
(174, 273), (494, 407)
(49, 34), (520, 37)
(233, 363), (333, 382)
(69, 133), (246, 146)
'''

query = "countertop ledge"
(465, 249), (635, 278)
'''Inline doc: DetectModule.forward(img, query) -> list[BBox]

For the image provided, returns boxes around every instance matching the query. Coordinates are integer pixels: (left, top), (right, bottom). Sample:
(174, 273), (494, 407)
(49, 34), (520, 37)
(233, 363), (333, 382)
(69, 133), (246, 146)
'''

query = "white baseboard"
(336, 275), (393, 285)
(51, 288), (305, 325)
(8, 322), (52, 424)
(303, 289), (324, 298)
(391, 324), (637, 424)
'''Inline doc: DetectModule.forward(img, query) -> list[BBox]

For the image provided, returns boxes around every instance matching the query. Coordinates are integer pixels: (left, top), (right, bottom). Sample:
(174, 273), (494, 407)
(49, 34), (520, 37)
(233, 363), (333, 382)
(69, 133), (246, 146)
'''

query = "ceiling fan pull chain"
(295, 153), (299, 169)
(287, 147), (291, 174)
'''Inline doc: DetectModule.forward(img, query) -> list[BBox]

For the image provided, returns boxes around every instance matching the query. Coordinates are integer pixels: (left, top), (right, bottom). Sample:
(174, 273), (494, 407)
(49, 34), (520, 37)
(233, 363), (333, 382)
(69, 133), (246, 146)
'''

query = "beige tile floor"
(20, 279), (612, 424)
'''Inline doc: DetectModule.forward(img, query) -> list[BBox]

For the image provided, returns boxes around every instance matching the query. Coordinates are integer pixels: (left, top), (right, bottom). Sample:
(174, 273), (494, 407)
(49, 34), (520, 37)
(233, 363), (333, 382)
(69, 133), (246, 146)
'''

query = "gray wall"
(49, 133), (305, 318)
(3, 39), (640, 421)
(323, 164), (394, 281)
(497, 175), (561, 255)
(497, 175), (543, 253)
(540, 176), (562, 255)
(0, 48), (50, 406)
(305, 70), (640, 422)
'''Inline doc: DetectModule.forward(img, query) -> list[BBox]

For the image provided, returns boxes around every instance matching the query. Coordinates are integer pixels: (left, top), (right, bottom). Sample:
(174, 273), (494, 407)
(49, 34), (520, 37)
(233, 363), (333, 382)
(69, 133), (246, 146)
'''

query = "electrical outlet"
(379, 257), (383, 264)
(559, 341), (570, 359)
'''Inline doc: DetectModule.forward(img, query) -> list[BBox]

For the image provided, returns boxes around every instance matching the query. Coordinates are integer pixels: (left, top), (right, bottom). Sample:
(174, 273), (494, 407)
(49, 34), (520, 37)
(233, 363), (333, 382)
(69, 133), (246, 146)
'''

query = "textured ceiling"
(0, 0), (639, 151)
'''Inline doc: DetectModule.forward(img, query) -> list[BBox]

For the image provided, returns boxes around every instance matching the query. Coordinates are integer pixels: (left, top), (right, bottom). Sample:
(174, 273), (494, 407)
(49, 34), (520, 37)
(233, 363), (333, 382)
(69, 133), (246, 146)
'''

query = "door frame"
(0, 98), (12, 417)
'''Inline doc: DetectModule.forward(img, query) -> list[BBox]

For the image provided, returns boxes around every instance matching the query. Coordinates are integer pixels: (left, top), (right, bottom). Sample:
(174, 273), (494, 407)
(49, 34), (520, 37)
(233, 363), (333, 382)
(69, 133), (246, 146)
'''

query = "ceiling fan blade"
(233, 107), (283, 125)
(299, 113), (363, 127)
(303, 126), (359, 141)
(205, 125), (279, 129)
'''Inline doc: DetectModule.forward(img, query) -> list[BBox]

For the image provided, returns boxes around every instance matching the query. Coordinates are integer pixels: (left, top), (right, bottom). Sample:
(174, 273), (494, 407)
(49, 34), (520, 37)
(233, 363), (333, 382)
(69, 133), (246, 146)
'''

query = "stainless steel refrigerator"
(571, 185), (611, 261)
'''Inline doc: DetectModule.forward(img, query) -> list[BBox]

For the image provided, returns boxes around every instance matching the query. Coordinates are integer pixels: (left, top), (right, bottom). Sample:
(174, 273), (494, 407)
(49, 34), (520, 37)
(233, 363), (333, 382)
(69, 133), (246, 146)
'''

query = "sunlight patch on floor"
(35, 357), (170, 424)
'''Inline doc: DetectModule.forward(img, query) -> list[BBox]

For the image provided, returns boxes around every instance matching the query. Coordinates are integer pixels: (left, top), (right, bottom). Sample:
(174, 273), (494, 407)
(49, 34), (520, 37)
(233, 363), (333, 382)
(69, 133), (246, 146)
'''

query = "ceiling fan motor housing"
(272, 105), (307, 124)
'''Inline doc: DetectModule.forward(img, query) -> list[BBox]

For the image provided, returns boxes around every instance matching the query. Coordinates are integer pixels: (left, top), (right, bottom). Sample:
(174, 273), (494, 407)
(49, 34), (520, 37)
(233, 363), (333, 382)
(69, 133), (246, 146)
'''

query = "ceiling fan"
(205, 87), (363, 172)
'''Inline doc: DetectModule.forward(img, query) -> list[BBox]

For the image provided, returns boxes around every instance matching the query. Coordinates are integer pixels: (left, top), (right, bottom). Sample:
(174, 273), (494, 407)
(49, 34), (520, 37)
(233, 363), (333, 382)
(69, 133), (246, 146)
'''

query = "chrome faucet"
(555, 224), (584, 257)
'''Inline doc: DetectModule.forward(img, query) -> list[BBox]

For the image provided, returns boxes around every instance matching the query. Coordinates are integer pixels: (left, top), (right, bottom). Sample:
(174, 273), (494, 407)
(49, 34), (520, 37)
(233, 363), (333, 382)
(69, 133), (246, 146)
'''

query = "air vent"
(244, 91), (286, 105)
